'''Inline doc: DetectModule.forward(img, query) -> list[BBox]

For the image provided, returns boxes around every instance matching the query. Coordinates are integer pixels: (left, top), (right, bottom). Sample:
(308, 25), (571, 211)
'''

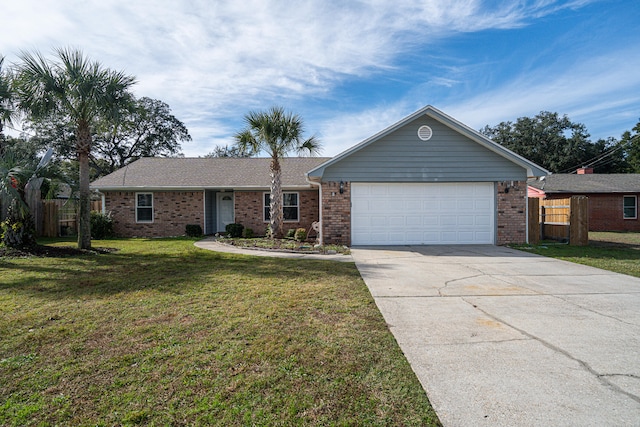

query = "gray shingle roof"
(91, 157), (332, 190)
(528, 174), (640, 193)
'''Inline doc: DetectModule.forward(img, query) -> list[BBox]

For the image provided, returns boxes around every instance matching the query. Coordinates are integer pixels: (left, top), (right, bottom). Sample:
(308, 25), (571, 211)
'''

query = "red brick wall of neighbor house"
(545, 193), (640, 232)
(104, 191), (204, 237)
(497, 181), (527, 245)
(233, 190), (320, 236)
(320, 181), (351, 245)
(588, 194), (639, 231)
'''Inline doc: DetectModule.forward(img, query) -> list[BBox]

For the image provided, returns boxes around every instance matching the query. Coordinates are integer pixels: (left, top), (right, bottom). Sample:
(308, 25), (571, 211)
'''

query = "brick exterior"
(234, 190), (319, 237)
(321, 181), (528, 246)
(546, 193), (640, 232)
(104, 191), (204, 237)
(321, 181), (351, 245)
(496, 181), (527, 245)
(104, 182), (533, 244)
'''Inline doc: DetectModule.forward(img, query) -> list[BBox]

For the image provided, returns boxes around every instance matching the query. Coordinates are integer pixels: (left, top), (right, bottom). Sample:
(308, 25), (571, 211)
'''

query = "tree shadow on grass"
(0, 242), (361, 300)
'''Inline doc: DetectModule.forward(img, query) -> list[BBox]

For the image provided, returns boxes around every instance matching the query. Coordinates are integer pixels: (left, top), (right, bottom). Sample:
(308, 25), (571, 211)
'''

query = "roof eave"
(91, 184), (316, 192)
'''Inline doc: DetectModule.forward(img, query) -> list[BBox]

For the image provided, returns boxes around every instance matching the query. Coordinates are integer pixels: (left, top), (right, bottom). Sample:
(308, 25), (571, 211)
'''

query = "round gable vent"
(418, 125), (433, 141)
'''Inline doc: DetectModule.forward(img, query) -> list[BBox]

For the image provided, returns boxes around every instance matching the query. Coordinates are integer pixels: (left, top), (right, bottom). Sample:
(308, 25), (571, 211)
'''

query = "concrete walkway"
(351, 245), (640, 427)
(194, 237), (354, 262)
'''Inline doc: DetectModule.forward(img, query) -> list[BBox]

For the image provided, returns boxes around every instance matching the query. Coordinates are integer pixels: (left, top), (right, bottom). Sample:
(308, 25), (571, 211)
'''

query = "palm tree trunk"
(77, 121), (92, 250)
(270, 158), (284, 239)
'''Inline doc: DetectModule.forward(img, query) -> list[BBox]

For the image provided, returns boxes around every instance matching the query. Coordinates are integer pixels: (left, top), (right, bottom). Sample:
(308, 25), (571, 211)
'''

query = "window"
(623, 195), (637, 219)
(136, 193), (153, 223)
(264, 192), (299, 222)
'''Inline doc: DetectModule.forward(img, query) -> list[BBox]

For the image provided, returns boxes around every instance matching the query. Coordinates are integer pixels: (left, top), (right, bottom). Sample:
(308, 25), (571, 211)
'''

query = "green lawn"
(515, 231), (640, 278)
(0, 238), (440, 426)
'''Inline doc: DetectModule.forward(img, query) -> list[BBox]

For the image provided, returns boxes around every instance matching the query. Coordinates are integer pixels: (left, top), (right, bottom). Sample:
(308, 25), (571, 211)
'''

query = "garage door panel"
(352, 183), (495, 245)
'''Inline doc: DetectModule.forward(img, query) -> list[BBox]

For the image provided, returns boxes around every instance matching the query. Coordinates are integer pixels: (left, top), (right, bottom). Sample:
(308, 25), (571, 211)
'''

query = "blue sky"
(2, 0), (639, 157)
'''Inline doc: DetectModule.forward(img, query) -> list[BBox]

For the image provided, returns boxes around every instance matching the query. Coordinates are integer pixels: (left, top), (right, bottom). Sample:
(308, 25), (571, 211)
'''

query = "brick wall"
(496, 181), (527, 245)
(548, 193), (640, 232)
(104, 191), (203, 237)
(234, 190), (319, 237)
(321, 181), (351, 245)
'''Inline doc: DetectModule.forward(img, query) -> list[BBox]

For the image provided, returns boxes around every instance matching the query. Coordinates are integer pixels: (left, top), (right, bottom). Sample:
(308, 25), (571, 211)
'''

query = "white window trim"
(623, 195), (637, 220)
(136, 192), (154, 223)
(263, 192), (300, 223)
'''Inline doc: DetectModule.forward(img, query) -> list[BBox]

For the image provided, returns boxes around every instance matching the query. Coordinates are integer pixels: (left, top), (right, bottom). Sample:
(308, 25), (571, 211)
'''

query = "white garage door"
(351, 182), (495, 245)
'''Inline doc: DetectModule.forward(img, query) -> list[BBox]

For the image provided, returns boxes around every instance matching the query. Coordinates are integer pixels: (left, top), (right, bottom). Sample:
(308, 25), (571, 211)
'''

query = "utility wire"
(557, 137), (633, 174)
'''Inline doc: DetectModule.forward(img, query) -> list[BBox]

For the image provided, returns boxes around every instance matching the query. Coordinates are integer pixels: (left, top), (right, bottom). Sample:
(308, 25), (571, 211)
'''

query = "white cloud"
(443, 46), (640, 139)
(2, 0), (620, 157)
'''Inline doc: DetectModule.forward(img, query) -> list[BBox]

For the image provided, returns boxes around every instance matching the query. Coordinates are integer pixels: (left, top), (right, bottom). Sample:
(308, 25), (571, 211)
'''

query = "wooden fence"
(528, 196), (588, 246)
(40, 199), (103, 237)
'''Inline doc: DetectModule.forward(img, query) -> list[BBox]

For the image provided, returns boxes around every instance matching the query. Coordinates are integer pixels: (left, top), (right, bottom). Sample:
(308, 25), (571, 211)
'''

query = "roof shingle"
(528, 174), (640, 193)
(91, 157), (331, 190)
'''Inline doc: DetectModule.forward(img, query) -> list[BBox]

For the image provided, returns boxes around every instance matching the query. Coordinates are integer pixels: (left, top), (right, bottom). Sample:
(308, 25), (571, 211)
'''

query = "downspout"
(96, 191), (106, 214)
(306, 177), (323, 246)
(203, 190), (207, 235)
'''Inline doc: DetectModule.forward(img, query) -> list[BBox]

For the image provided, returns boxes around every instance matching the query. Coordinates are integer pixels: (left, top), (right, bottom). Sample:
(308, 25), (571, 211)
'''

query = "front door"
(216, 192), (235, 232)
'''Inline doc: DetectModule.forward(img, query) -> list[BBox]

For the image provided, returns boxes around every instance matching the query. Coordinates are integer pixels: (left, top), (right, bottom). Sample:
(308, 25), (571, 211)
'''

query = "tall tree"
(93, 97), (190, 174)
(621, 120), (640, 173)
(204, 144), (254, 158)
(234, 106), (321, 238)
(13, 48), (135, 249)
(481, 111), (594, 173)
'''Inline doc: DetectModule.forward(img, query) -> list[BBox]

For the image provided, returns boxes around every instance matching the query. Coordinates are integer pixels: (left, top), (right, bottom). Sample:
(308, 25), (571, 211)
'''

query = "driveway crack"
(549, 294), (639, 327)
(438, 273), (485, 296)
(461, 297), (640, 404)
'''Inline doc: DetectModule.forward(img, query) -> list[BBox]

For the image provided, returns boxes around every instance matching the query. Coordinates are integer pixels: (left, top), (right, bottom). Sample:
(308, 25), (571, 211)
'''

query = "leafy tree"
(621, 120), (640, 173)
(234, 106), (321, 238)
(13, 48), (135, 249)
(204, 144), (254, 158)
(481, 111), (595, 173)
(93, 97), (190, 174)
(26, 97), (189, 177)
(583, 137), (629, 173)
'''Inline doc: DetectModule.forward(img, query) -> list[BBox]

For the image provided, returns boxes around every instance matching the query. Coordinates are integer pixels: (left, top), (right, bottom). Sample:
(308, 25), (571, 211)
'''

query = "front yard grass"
(0, 238), (439, 426)
(514, 232), (640, 278)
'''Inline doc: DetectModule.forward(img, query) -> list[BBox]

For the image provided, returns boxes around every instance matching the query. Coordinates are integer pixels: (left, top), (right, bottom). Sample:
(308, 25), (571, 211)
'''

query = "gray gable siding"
(321, 117), (526, 182)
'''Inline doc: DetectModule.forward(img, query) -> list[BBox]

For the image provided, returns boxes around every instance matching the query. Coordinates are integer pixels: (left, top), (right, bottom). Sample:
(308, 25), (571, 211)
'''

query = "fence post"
(569, 196), (589, 246)
(528, 197), (540, 245)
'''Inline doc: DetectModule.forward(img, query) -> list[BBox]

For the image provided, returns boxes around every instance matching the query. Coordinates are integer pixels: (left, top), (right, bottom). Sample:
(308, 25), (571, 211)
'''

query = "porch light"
(339, 181), (344, 194)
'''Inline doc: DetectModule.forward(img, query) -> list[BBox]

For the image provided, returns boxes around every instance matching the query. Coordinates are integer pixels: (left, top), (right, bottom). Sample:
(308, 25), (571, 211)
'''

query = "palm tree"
(0, 148), (56, 248)
(235, 106), (321, 239)
(13, 48), (135, 249)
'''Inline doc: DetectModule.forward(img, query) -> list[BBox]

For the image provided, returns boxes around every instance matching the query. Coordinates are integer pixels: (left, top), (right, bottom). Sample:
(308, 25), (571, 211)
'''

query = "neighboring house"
(528, 168), (640, 232)
(91, 105), (548, 245)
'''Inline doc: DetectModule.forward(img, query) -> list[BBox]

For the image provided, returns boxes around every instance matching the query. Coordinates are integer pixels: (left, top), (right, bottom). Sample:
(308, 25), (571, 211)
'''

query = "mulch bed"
(0, 245), (118, 258)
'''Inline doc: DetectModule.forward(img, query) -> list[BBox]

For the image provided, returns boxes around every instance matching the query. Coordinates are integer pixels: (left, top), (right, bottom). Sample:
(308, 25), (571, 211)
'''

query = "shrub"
(225, 223), (244, 238)
(90, 211), (114, 240)
(185, 224), (203, 237)
(242, 228), (254, 238)
(286, 228), (296, 239)
(294, 227), (307, 242)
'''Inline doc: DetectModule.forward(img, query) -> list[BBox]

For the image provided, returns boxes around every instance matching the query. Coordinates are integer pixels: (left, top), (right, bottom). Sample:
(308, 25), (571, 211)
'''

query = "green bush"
(225, 223), (244, 238)
(294, 227), (307, 242)
(242, 228), (254, 238)
(286, 228), (296, 239)
(90, 211), (114, 240)
(185, 224), (203, 237)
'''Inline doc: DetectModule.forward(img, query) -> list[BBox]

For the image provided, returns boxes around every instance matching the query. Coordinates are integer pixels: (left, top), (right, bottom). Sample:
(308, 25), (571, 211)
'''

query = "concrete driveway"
(351, 245), (640, 427)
